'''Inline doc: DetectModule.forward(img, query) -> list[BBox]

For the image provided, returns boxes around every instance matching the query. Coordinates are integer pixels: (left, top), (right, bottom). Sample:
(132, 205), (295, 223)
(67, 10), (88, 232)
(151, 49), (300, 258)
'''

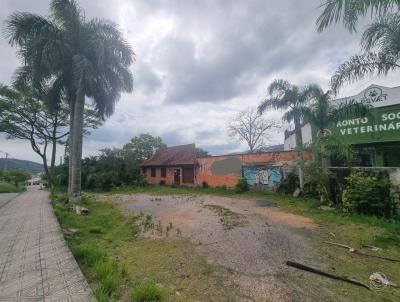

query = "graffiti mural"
(243, 166), (282, 188)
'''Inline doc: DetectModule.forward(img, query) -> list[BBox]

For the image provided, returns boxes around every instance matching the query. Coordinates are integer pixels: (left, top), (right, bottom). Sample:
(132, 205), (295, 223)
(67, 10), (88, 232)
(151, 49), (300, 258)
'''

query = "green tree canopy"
(5, 0), (134, 200)
(123, 134), (166, 161)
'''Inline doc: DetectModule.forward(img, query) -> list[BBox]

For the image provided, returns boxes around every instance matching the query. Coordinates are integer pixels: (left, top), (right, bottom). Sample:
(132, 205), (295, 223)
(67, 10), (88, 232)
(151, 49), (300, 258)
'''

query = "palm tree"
(330, 13), (400, 93)
(5, 0), (134, 200)
(302, 88), (369, 167)
(258, 79), (321, 190)
(316, 0), (400, 32)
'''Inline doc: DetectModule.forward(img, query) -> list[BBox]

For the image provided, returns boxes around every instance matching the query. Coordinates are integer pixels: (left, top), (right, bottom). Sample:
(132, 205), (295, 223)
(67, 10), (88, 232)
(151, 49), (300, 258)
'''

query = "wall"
(196, 151), (309, 189)
(144, 166), (197, 186)
(144, 167), (175, 185)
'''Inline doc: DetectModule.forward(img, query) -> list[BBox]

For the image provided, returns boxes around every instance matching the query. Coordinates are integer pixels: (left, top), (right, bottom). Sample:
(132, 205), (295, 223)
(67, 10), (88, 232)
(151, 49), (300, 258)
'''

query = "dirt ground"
(96, 193), (338, 302)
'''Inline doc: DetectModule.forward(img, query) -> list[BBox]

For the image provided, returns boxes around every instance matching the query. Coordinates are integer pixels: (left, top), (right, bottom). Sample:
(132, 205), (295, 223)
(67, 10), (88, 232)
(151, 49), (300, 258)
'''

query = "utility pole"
(0, 150), (10, 172)
(4, 152), (9, 172)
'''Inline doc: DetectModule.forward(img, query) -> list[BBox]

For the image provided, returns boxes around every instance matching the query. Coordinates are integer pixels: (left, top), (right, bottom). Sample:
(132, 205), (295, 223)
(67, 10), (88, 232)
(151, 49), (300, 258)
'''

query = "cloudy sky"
(1, 0), (400, 163)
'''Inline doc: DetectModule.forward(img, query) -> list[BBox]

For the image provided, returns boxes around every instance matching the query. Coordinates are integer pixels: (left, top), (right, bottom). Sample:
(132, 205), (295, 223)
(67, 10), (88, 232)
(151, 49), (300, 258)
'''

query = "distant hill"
(0, 158), (43, 175)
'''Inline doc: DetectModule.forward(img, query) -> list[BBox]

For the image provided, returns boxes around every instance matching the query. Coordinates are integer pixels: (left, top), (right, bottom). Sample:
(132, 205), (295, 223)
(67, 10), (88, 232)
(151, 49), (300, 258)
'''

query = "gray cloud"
(1, 0), (399, 161)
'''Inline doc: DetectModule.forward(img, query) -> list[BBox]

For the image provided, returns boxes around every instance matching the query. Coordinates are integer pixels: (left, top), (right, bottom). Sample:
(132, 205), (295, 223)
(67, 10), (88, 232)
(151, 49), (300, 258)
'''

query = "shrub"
(131, 283), (165, 302)
(235, 178), (249, 193)
(277, 172), (299, 194)
(342, 171), (396, 217)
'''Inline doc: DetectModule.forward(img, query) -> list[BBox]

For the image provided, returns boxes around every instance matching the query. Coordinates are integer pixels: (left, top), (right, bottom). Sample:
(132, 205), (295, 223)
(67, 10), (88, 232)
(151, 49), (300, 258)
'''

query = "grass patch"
(52, 191), (234, 301)
(131, 283), (165, 302)
(0, 181), (25, 193)
(204, 204), (247, 230)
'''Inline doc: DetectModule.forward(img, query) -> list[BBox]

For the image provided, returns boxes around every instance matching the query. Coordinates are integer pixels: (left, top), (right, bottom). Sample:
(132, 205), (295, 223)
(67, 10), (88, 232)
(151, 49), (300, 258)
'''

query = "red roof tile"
(141, 144), (196, 166)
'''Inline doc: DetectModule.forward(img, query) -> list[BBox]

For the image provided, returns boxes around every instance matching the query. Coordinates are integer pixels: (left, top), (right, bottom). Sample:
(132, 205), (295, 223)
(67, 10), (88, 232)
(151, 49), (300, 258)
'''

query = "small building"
(284, 84), (400, 167)
(141, 143), (308, 190)
(141, 144), (197, 186)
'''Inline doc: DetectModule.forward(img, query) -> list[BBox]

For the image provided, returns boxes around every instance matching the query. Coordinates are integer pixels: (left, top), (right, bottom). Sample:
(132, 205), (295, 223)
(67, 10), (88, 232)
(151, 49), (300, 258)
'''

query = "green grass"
(0, 181), (25, 193)
(105, 185), (400, 302)
(52, 191), (234, 301)
(131, 283), (165, 302)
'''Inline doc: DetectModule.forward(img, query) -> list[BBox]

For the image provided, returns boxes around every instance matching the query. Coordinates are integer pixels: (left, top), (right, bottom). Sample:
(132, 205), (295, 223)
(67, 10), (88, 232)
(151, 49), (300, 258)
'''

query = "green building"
(284, 84), (400, 167)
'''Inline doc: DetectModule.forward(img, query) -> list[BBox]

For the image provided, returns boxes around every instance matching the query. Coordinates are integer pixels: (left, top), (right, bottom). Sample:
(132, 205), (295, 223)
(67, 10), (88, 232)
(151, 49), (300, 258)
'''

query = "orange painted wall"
(144, 167), (175, 185)
(196, 151), (310, 188)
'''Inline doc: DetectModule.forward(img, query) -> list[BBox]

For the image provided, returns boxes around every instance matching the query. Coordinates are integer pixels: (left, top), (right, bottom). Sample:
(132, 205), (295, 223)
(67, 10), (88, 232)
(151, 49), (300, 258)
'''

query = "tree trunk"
(41, 155), (51, 191)
(294, 121), (305, 191)
(69, 91), (85, 201)
(68, 101), (75, 198)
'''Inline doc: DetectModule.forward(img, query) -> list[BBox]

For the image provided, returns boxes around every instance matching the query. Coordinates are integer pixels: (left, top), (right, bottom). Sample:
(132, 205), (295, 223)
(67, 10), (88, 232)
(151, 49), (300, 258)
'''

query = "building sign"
(330, 104), (400, 144)
(336, 84), (400, 108)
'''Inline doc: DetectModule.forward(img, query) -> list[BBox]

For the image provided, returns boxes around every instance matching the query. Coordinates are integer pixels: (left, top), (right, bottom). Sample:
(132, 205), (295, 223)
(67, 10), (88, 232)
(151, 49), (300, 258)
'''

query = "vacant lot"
(96, 193), (328, 301)
(56, 187), (400, 301)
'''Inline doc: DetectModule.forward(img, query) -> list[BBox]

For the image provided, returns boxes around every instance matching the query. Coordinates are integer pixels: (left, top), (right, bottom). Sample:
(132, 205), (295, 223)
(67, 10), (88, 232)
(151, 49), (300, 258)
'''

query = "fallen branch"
(323, 241), (400, 263)
(286, 261), (370, 290)
(322, 241), (356, 252)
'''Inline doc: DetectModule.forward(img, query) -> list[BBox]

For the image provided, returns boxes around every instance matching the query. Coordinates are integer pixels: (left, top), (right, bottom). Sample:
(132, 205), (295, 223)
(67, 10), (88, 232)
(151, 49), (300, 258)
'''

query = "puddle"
(255, 200), (277, 208)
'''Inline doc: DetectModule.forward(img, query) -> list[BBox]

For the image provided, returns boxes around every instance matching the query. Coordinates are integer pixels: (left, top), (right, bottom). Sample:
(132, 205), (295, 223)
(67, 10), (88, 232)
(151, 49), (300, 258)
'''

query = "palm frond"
(50, 0), (81, 32)
(316, 0), (400, 32)
(330, 52), (400, 94)
(361, 13), (400, 53)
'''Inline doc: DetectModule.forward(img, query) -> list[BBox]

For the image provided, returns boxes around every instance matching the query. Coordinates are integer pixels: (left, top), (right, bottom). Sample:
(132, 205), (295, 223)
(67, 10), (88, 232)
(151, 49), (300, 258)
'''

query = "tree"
(195, 148), (210, 157)
(0, 84), (101, 189)
(316, 0), (400, 32)
(5, 0), (134, 200)
(317, 1), (400, 94)
(4, 170), (31, 187)
(330, 14), (400, 93)
(228, 107), (279, 153)
(123, 134), (166, 161)
(301, 88), (369, 203)
(301, 88), (369, 167)
(258, 79), (321, 189)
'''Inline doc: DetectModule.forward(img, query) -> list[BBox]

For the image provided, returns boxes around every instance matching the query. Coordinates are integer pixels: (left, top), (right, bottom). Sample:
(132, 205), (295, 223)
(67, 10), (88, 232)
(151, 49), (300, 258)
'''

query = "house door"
(173, 169), (181, 185)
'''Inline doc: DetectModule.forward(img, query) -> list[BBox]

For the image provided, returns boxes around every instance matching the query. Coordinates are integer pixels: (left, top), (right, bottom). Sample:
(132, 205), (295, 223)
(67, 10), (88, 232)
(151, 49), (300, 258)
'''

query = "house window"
(142, 167), (147, 175)
(161, 167), (166, 178)
(151, 167), (156, 177)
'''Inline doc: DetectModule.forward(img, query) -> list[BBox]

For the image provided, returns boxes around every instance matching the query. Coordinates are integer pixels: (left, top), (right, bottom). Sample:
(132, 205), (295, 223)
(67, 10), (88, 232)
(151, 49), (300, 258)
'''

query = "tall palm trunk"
(69, 91), (85, 200)
(294, 120), (305, 191)
(68, 101), (75, 198)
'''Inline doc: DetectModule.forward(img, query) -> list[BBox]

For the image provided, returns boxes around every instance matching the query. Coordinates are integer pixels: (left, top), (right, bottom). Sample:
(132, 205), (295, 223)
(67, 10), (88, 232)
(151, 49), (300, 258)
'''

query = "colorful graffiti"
(243, 166), (282, 188)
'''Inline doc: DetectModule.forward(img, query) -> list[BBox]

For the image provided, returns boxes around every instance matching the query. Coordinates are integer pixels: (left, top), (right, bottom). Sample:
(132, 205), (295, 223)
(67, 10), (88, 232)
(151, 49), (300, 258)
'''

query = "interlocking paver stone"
(0, 187), (96, 302)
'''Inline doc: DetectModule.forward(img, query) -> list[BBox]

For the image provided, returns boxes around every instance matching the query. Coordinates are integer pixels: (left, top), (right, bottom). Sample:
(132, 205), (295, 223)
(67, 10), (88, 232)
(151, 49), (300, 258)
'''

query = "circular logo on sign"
(364, 86), (383, 103)
(318, 129), (332, 137)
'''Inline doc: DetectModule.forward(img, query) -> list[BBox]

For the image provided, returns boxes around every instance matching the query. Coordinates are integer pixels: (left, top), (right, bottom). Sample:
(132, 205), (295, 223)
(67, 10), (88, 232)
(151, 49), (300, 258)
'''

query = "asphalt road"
(0, 193), (19, 207)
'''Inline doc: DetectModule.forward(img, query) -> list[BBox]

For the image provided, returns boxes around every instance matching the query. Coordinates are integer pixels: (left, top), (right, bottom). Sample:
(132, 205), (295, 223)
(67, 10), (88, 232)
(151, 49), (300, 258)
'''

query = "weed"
(131, 283), (165, 302)
(89, 226), (103, 234)
(72, 244), (105, 266)
(204, 204), (247, 230)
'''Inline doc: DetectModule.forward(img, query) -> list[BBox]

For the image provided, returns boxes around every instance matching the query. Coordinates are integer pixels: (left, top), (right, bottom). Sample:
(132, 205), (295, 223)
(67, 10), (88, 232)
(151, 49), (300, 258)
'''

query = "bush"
(131, 283), (165, 302)
(235, 178), (249, 193)
(342, 171), (396, 217)
(277, 172), (299, 194)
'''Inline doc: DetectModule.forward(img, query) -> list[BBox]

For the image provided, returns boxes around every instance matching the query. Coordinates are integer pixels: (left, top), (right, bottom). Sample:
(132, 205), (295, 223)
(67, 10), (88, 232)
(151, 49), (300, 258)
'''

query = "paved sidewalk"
(0, 187), (96, 302)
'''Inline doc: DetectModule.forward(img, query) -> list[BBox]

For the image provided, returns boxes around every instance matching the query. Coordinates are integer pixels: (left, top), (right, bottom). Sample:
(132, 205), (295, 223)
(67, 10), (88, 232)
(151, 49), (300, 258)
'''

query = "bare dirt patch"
(96, 193), (336, 301)
(249, 207), (317, 230)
